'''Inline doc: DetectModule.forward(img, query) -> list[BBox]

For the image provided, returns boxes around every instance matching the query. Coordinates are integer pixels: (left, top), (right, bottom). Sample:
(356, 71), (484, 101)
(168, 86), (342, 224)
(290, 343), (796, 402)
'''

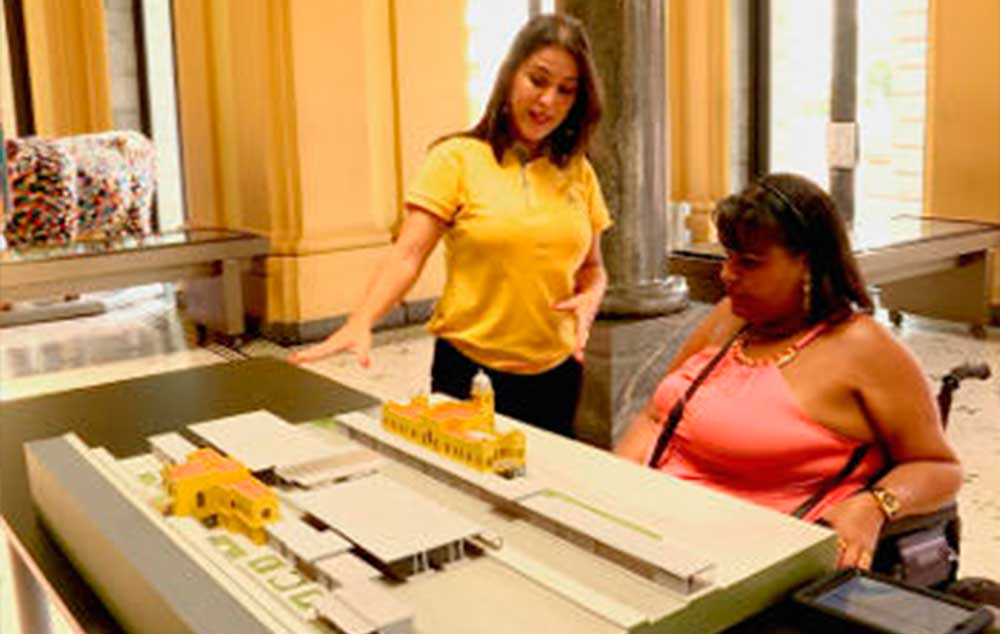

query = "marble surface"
(577, 306), (714, 448)
(1, 292), (999, 632)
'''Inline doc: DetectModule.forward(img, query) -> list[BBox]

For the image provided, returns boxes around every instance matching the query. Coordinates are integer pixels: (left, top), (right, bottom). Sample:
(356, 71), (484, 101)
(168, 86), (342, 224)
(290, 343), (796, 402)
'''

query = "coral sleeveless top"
(650, 322), (885, 522)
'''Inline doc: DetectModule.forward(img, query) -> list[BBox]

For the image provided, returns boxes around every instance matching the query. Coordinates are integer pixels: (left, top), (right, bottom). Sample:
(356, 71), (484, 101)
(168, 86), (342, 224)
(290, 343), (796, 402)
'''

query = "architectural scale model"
(381, 370), (526, 477)
(162, 447), (279, 545)
(172, 412), (426, 632)
(187, 410), (383, 486)
(338, 410), (714, 594)
(26, 431), (418, 634)
(289, 474), (483, 579)
(149, 431), (198, 465)
(24, 406), (838, 634)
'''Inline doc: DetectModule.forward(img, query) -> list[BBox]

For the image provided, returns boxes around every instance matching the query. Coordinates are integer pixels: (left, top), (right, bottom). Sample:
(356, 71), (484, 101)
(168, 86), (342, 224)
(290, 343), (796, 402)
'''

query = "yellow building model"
(162, 447), (279, 544)
(382, 371), (526, 477)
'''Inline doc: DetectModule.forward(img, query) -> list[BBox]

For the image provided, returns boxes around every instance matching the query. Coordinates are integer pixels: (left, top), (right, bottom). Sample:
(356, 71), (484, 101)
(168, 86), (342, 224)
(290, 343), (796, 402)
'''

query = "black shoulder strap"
(791, 443), (870, 519)
(646, 326), (746, 468)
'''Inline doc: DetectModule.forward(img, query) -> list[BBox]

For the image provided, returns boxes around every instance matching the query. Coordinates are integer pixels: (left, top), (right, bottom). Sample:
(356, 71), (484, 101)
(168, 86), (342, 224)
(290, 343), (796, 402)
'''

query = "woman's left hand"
(820, 492), (886, 569)
(553, 289), (602, 362)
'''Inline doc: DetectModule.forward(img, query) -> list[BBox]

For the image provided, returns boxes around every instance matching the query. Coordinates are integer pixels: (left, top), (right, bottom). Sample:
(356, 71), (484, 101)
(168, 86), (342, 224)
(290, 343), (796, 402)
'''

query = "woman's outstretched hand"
(288, 320), (373, 368)
(820, 492), (886, 570)
(553, 289), (602, 363)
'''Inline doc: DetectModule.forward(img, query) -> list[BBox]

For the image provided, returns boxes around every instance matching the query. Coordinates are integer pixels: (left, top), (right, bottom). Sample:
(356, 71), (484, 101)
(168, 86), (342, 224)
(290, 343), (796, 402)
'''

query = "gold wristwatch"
(870, 486), (901, 520)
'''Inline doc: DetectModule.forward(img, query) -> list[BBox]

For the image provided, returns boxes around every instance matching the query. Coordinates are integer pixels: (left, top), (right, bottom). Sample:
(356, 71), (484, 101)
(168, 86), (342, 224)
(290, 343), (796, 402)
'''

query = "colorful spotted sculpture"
(2, 131), (156, 247)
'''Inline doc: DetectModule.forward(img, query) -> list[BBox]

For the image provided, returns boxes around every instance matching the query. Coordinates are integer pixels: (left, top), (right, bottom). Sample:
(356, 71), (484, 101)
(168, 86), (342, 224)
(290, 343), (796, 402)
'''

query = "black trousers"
(430, 338), (582, 439)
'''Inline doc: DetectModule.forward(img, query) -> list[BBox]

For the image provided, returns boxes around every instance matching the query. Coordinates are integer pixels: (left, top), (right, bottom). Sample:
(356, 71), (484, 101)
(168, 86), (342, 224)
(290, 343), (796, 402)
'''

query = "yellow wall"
(924, 0), (1000, 219)
(391, 0), (467, 304)
(668, 0), (730, 242)
(173, 0), (464, 329)
(1, 9), (17, 137)
(22, 0), (112, 136)
(394, 0), (469, 199)
(173, 0), (297, 239)
(924, 0), (1000, 298)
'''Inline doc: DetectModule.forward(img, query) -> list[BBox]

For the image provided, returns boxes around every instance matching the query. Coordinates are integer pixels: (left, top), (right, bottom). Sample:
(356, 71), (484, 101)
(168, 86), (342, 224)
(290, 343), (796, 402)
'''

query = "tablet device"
(793, 569), (994, 634)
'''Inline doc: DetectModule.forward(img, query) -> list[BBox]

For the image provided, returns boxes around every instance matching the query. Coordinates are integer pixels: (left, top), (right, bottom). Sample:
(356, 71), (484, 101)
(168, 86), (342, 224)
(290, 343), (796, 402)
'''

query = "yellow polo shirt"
(405, 137), (611, 374)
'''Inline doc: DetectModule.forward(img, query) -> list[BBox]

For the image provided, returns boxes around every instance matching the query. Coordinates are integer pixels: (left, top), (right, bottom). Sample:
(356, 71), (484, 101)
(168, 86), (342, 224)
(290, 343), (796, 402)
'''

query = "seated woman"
(616, 173), (962, 570)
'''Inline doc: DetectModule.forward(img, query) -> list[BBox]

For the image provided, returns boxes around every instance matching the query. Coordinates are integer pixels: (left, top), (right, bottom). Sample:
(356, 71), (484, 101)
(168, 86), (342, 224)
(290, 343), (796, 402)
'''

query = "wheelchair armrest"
(879, 502), (959, 538)
(874, 502), (961, 588)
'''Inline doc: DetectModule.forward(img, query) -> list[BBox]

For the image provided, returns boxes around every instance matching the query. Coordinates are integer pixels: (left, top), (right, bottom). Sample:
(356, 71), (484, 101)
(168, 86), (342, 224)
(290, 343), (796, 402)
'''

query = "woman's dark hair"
(448, 13), (603, 168)
(712, 173), (873, 323)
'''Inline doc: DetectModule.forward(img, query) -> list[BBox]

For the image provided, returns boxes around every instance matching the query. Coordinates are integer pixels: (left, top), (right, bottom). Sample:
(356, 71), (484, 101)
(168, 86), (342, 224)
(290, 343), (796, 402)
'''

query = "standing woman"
(291, 14), (610, 438)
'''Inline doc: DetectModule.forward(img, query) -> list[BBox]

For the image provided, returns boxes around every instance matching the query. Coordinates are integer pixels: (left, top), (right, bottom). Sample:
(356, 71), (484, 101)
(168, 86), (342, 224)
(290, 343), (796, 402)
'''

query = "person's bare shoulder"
(828, 313), (920, 380)
(831, 312), (896, 348)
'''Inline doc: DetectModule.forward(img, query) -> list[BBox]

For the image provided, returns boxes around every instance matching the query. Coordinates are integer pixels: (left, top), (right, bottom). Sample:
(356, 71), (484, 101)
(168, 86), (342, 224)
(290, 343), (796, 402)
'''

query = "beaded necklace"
(732, 321), (830, 368)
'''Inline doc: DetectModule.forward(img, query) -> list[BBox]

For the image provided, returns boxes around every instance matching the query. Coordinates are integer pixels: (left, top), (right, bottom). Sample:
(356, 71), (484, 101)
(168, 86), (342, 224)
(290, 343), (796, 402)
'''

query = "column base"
(600, 276), (690, 317)
(575, 302), (713, 449)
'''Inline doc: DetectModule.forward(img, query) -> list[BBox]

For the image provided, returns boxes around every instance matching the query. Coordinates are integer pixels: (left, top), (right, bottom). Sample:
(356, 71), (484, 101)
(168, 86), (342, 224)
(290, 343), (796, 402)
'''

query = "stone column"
(562, 0), (688, 316)
(560, 0), (695, 449)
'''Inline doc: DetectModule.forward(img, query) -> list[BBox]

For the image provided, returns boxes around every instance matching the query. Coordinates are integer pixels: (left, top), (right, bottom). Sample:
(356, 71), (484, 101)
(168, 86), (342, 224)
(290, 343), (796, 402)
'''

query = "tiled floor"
(1, 287), (999, 632)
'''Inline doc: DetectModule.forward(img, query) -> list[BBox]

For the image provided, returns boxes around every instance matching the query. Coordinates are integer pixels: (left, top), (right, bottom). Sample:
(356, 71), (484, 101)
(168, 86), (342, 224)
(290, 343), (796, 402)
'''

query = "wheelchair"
(871, 361), (991, 592)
